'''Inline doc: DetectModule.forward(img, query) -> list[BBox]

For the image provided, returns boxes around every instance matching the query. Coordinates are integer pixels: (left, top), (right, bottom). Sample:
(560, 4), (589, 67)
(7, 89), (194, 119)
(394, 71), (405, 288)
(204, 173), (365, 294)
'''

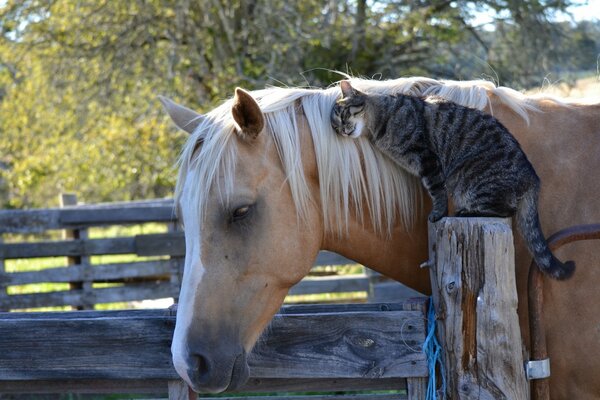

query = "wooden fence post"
(428, 218), (529, 399)
(60, 193), (93, 310)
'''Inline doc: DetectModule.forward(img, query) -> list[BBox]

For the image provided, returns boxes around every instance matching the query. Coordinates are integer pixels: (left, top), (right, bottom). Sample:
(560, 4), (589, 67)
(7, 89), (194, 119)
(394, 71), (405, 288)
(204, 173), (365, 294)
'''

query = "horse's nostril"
(183, 349), (248, 393)
(197, 354), (209, 375)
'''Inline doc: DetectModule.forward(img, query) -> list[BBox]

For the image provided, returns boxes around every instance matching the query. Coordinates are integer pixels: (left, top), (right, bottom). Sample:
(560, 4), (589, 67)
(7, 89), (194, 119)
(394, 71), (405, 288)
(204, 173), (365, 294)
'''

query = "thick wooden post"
(428, 218), (529, 399)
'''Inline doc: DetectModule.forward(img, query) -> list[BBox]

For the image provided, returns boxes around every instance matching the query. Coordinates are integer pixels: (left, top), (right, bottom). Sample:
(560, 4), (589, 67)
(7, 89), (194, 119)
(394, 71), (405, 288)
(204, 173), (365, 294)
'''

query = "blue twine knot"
(423, 297), (446, 400)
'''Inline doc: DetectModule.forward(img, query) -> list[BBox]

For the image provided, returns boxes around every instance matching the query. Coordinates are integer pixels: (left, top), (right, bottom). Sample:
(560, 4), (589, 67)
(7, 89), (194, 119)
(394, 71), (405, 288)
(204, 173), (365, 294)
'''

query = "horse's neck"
(292, 109), (431, 293)
(321, 199), (432, 294)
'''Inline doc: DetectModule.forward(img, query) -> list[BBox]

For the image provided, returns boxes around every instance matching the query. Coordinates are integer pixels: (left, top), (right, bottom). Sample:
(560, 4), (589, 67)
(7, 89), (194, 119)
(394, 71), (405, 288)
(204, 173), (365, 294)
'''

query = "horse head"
(161, 89), (323, 393)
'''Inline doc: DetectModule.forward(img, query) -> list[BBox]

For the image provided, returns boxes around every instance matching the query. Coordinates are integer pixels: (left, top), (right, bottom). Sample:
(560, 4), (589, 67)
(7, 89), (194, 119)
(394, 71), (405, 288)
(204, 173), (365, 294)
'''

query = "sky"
(562, 1), (600, 21)
(470, 1), (598, 29)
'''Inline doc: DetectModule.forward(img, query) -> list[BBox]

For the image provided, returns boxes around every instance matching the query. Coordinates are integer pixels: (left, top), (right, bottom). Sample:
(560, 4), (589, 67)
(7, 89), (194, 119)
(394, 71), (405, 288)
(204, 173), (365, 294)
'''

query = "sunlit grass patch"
(4, 256), (66, 273)
(7, 282), (71, 295)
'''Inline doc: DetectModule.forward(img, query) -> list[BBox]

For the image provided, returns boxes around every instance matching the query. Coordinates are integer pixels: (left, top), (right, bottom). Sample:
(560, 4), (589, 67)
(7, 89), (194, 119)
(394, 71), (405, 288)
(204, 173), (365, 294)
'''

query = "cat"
(331, 80), (575, 280)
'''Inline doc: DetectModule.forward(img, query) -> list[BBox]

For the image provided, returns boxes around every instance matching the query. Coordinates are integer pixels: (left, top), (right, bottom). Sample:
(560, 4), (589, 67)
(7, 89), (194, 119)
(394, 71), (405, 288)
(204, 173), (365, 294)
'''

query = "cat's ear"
(340, 80), (362, 98)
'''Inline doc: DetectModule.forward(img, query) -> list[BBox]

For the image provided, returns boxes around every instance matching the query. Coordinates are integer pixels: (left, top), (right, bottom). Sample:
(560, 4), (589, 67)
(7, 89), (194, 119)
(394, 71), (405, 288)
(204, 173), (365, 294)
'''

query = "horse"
(160, 77), (600, 399)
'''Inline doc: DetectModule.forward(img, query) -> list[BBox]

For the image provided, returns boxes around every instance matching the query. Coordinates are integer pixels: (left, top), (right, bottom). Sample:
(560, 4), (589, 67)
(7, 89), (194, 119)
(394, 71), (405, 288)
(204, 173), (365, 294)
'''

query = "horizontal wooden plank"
(0, 298), (428, 319)
(288, 275), (369, 295)
(0, 201), (176, 233)
(0, 308), (427, 381)
(0, 260), (174, 286)
(135, 232), (185, 256)
(192, 394), (406, 400)
(0, 282), (177, 310)
(0, 237), (136, 259)
(0, 233), (185, 259)
(59, 206), (176, 226)
(237, 378), (406, 393)
(0, 377), (408, 394)
(68, 198), (174, 209)
(250, 311), (427, 379)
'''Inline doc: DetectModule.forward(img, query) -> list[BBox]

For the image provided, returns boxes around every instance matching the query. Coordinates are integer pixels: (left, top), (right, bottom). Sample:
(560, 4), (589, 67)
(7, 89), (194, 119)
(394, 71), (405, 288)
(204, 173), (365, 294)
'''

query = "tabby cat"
(331, 80), (575, 280)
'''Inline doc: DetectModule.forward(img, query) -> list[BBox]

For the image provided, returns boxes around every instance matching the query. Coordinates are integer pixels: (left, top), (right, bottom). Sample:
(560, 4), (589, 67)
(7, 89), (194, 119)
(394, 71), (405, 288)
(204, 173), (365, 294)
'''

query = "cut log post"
(428, 218), (529, 399)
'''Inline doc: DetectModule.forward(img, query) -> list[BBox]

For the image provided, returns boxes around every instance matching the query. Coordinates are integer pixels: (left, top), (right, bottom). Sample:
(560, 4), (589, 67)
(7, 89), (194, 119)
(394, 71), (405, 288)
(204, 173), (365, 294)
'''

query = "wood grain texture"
(0, 305), (427, 387)
(406, 377), (428, 400)
(428, 218), (529, 400)
(250, 311), (427, 378)
(0, 377), (408, 394)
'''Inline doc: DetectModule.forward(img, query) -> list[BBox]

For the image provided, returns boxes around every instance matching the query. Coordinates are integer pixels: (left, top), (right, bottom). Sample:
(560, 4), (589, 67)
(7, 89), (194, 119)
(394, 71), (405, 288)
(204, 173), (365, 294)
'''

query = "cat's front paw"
(428, 209), (447, 223)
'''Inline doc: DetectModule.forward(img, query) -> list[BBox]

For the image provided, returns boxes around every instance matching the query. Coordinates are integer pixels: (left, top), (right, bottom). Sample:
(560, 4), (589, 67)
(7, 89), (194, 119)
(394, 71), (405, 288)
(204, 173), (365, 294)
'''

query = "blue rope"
(423, 297), (446, 400)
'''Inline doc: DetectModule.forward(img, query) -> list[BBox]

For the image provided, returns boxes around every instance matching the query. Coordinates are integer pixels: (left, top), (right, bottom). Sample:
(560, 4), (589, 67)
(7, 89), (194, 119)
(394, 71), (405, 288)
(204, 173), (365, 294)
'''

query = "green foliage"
(0, 0), (596, 208)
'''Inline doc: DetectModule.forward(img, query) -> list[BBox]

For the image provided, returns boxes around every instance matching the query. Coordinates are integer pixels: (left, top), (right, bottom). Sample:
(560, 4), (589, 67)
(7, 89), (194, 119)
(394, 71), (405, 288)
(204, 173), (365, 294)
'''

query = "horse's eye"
(232, 205), (251, 221)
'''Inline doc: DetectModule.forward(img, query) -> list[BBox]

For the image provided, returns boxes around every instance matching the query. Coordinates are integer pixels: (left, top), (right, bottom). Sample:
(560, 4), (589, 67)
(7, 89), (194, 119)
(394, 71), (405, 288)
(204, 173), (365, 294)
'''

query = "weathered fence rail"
(0, 299), (429, 399)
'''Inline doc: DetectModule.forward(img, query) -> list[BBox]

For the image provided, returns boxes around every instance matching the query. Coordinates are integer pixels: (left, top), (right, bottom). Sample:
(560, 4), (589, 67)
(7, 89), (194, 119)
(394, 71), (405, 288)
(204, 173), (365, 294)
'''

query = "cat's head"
(331, 80), (367, 138)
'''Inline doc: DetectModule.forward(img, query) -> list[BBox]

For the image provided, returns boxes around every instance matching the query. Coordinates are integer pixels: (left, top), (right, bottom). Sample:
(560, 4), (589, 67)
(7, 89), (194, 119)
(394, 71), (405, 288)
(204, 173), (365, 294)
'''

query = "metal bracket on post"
(526, 358), (551, 380)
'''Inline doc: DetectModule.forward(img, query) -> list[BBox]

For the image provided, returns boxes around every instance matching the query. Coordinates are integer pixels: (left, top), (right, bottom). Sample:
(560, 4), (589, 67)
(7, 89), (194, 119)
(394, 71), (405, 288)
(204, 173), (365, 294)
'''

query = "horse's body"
(161, 78), (600, 399)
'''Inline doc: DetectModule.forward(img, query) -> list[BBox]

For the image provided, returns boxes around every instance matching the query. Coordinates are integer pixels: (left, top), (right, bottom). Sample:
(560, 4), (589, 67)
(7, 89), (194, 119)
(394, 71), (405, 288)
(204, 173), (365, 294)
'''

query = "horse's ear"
(232, 88), (264, 139)
(158, 96), (204, 135)
(340, 80), (361, 98)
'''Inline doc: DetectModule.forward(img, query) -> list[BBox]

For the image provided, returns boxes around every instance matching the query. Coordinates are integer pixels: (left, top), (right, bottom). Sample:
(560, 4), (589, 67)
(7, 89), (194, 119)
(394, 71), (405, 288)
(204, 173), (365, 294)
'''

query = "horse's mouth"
(227, 352), (250, 390)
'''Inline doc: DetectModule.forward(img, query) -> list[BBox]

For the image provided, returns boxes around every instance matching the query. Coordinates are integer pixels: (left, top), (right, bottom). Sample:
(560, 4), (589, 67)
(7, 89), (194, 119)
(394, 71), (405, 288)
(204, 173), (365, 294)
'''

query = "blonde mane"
(175, 77), (544, 236)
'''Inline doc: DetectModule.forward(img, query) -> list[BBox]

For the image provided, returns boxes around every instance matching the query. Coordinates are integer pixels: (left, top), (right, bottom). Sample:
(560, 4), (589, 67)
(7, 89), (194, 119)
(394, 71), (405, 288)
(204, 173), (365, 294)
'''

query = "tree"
(0, 0), (589, 208)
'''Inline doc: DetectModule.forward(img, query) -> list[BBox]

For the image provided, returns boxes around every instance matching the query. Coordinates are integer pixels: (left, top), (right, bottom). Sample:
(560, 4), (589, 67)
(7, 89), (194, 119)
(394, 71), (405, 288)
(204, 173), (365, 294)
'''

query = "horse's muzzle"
(185, 348), (249, 393)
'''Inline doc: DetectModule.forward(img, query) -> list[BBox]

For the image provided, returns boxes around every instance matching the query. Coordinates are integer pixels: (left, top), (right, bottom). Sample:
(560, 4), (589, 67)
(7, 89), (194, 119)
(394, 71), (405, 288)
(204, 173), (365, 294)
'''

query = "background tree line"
(0, 0), (597, 208)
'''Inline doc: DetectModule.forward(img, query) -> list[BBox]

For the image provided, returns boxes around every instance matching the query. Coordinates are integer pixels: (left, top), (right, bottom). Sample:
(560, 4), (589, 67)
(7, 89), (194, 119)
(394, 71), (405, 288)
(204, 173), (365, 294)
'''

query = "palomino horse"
(160, 77), (600, 399)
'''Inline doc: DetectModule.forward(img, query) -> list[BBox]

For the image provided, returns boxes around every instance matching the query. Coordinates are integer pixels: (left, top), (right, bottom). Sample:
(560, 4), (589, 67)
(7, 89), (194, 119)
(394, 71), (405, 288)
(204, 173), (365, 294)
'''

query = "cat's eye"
(232, 205), (252, 221)
(350, 105), (364, 114)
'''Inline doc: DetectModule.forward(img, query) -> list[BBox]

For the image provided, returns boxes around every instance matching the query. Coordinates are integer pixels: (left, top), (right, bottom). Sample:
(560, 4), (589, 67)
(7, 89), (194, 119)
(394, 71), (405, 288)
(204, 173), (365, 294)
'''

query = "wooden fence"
(0, 199), (531, 398)
(0, 196), (418, 311)
(0, 299), (429, 399)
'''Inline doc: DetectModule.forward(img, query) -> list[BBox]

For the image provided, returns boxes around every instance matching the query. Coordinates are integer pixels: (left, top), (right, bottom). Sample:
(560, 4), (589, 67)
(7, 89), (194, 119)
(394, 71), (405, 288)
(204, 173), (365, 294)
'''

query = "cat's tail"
(516, 183), (575, 280)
